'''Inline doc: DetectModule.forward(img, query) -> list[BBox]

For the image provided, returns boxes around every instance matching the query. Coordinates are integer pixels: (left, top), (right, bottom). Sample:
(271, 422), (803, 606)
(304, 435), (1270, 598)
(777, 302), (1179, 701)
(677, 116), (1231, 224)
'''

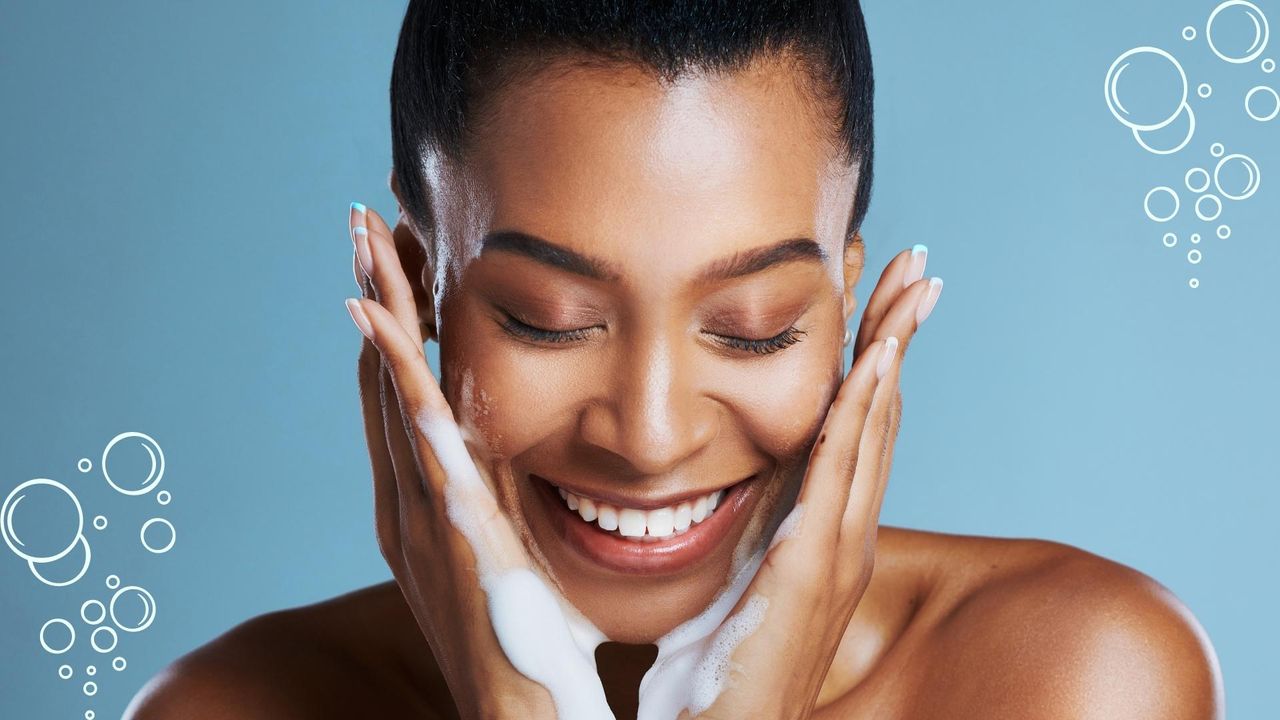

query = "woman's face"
(404, 52), (864, 643)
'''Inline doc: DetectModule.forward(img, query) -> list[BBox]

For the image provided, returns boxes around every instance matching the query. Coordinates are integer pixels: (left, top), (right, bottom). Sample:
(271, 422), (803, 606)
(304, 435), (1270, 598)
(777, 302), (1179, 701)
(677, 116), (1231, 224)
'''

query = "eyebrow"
(481, 230), (828, 284)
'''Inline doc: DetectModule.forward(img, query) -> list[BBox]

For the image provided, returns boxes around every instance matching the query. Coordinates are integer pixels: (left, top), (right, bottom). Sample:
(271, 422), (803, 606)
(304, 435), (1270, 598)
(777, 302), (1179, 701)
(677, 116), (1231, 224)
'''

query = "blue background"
(2, 0), (1276, 717)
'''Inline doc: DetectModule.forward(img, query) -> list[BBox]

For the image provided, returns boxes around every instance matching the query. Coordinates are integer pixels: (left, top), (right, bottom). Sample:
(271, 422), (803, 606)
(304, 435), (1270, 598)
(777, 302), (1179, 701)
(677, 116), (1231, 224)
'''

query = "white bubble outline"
(157, 490), (172, 506)
(39, 618), (75, 654)
(1198, 83), (1213, 98)
(86, 665), (97, 676)
(1186, 167), (1211, 192)
(91, 625), (119, 654)
(140, 518), (176, 554)
(1163, 232), (1178, 247)
(1183, 26), (1197, 41)
(1144, 186), (1181, 222)
(77, 459), (92, 473)
(92, 515), (107, 531)
(1214, 153), (1261, 199)
(83, 680), (97, 696)
(1218, 224), (1232, 238)
(112, 656), (127, 672)
(29, 533), (92, 588)
(1105, 46), (1189, 131)
(1192, 233), (1203, 243)
(1133, 102), (1196, 154)
(58, 664), (73, 680)
(1188, 248), (1203, 264)
(1190, 278), (1201, 288)
(1196, 194), (1224, 221)
(110, 585), (157, 633)
(106, 574), (120, 590)
(1245, 85), (1279, 122)
(1207, 1), (1270, 64)
(86, 711), (96, 720)
(2, 478), (84, 563)
(1211, 142), (1226, 157)
(1264, 58), (1276, 73)
(102, 431), (165, 497)
(81, 599), (106, 626)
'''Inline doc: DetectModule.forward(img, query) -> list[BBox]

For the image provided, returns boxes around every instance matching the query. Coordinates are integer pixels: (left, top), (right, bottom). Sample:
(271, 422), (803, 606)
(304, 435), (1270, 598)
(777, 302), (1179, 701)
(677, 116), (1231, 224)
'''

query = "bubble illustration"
(105, 575), (120, 590)
(83, 681), (96, 696)
(1186, 167), (1211, 192)
(1214, 153), (1261, 199)
(2, 478), (84, 563)
(92, 515), (107, 531)
(1144, 186), (1181, 221)
(157, 490), (171, 506)
(1211, 142), (1225, 157)
(1188, 249), (1203, 264)
(1163, 232), (1178, 247)
(1264, 58), (1276, 72)
(77, 459), (92, 473)
(141, 518), (176, 554)
(102, 431), (165, 496)
(1133, 102), (1196, 154)
(110, 585), (157, 633)
(86, 665), (96, 676)
(29, 533), (92, 587)
(1245, 85), (1279, 121)
(1184, 26), (1197, 41)
(1196, 194), (1224, 221)
(81, 599), (106, 625)
(112, 656), (127, 672)
(86, 712), (95, 720)
(1190, 278), (1201, 288)
(90, 626), (118, 653)
(1206, 1), (1270, 64)
(1192, 233), (1202, 244)
(1106, 47), (1188, 130)
(39, 618), (75, 654)
(58, 665), (73, 680)
(1198, 83), (1213, 98)
(1218, 224), (1232, 238)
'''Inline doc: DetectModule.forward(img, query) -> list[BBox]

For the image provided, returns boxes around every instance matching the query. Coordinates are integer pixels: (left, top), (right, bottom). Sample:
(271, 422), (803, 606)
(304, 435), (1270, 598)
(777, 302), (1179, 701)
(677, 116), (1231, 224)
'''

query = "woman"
(127, 1), (1223, 718)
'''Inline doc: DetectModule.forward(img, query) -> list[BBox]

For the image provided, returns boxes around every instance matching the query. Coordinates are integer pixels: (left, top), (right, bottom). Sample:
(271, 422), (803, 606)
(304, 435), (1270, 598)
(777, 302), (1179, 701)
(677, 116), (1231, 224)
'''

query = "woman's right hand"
(343, 202), (614, 720)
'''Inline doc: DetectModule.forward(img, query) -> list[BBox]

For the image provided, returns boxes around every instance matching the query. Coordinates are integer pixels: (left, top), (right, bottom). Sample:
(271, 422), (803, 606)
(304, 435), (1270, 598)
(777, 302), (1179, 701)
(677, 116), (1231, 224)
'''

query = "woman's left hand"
(639, 246), (943, 720)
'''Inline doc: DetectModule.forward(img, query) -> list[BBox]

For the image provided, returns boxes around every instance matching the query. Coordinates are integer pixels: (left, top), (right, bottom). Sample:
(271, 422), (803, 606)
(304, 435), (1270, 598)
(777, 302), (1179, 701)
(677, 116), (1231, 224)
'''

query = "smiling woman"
(125, 1), (1223, 719)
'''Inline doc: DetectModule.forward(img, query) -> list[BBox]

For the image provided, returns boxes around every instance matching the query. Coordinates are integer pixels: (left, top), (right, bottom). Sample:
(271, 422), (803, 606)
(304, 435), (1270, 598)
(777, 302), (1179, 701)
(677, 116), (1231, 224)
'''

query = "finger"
(853, 245), (927, 356)
(358, 334), (404, 565)
(355, 204), (425, 348)
(790, 335), (892, 541)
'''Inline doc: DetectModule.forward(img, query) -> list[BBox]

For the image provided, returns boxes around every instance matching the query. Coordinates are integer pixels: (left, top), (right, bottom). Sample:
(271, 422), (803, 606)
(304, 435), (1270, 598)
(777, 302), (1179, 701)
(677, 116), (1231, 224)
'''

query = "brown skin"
(125, 53), (1225, 719)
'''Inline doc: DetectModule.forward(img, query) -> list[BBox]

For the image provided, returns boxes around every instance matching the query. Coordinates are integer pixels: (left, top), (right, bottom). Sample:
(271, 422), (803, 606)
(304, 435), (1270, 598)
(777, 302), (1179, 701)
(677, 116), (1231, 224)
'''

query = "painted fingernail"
(351, 203), (373, 277)
(876, 336), (899, 379)
(915, 277), (943, 325)
(903, 244), (927, 288)
(345, 298), (374, 341)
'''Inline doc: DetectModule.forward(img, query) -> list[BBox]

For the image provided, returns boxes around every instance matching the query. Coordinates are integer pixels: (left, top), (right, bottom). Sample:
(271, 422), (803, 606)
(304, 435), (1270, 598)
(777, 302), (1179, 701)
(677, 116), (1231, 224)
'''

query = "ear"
(841, 231), (866, 325)
(387, 168), (439, 344)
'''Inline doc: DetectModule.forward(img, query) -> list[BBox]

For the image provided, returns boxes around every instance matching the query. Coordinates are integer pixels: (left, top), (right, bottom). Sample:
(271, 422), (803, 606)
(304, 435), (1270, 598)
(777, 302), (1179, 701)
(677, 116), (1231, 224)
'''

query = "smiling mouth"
(532, 473), (760, 575)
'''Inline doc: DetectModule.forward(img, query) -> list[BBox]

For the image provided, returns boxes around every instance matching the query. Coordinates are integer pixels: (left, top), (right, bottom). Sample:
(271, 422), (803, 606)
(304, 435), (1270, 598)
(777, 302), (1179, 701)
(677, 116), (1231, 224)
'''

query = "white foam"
(688, 593), (770, 715)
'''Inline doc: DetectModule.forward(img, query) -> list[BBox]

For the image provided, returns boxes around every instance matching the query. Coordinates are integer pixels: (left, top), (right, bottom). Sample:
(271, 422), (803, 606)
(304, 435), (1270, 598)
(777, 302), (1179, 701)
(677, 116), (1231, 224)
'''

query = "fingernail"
(345, 298), (374, 341)
(915, 277), (943, 325)
(351, 203), (373, 277)
(876, 336), (899, 379)
(903, 244), (927, 288)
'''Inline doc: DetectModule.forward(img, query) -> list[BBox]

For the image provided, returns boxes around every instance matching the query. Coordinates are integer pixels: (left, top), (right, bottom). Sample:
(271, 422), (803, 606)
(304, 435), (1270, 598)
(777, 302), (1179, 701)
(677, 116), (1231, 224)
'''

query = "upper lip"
(533, 472), (755, 511)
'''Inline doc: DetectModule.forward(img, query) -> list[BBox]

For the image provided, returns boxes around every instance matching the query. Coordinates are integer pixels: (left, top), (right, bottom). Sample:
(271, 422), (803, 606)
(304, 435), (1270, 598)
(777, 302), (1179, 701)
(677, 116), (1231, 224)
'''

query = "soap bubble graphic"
(105, 574), (120, 590)
(1211, 142), (1225, 158)
(91, 626), (118, 653)
(1104, 47), (1196, 154)
(2, 478), (93, 586)
(1190, 278), (1201, 288)
(1192, 233), (1202, 244)
(1206, 1), (1270, 64)
(86, 712), (95, 720)
(1163, 232), (1178, 247)
(141, 518), (177, 554)
(112, 656), (127, 672)
(1184, 26), (1197, 41)
(1196, 194), (1223, 221)
(1214, 153), (1261, 199)
(1263, 58), (1276, 73)
(102, 431), (165, 496)
(40, 618), (75, 654)
(1144, 186), (1180, 222)
(58, 664), (73, 680)
(110, 585), (157, 633)
(1189, 249), (1203, 264)
(1245, 86), (1278, 122)
(1186, 167), (1211, 193)
(81, 599), (106, 626)
(1198, 83), (1213, 98)
(83, 681), (96, 696)
(77, 459), (91, 473)
(86, 665), (96, 677)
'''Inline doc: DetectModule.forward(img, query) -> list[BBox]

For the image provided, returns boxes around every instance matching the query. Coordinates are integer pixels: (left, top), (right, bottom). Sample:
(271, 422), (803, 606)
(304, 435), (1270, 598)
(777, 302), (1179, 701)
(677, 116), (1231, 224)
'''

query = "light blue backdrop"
(2, 0), (1276, 717)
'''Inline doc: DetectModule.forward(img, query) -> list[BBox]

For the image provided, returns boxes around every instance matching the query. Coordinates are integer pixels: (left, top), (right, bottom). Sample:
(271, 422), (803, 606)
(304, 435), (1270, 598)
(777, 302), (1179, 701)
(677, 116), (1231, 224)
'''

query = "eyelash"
(499, 313), (807, 355)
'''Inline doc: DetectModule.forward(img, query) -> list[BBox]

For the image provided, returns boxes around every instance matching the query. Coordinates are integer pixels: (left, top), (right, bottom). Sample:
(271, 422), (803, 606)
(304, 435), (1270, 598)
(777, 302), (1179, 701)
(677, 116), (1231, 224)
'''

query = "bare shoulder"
(124, 581), (451, 720)
(893, 529), (1225, 719)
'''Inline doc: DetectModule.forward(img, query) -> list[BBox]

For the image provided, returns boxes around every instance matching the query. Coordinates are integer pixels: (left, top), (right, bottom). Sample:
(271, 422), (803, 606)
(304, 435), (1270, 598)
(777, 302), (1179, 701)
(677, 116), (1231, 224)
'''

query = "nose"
(577, 335), (720, 475)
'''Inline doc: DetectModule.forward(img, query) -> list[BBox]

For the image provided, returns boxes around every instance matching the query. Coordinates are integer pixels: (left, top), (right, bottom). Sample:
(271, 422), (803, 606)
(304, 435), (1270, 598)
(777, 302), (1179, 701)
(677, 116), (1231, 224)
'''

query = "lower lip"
(533, 473), (758, 576)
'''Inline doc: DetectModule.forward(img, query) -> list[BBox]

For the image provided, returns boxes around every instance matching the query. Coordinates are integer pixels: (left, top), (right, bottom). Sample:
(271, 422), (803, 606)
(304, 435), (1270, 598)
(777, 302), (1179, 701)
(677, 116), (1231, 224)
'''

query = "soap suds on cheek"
(688, 592), (770, 716)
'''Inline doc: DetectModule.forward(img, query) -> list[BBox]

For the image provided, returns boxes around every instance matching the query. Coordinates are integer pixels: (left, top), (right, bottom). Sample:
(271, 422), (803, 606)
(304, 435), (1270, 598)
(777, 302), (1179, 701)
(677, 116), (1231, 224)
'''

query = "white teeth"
(597, 505), (619, 532)
(555, 484), (731, 540)
(618, 509), (647, 537)
(647, 507), (675, 538)
(578, 497), (598, 523)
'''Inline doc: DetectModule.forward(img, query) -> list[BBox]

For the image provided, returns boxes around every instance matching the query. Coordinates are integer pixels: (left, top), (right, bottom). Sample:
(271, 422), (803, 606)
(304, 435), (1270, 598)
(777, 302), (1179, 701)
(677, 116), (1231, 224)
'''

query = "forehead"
(429, 52), (857, 288)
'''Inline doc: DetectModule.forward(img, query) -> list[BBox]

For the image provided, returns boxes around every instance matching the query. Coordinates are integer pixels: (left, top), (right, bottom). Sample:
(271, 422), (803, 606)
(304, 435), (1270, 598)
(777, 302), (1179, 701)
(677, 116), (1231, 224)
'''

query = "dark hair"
(390, 0), (874, 249)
